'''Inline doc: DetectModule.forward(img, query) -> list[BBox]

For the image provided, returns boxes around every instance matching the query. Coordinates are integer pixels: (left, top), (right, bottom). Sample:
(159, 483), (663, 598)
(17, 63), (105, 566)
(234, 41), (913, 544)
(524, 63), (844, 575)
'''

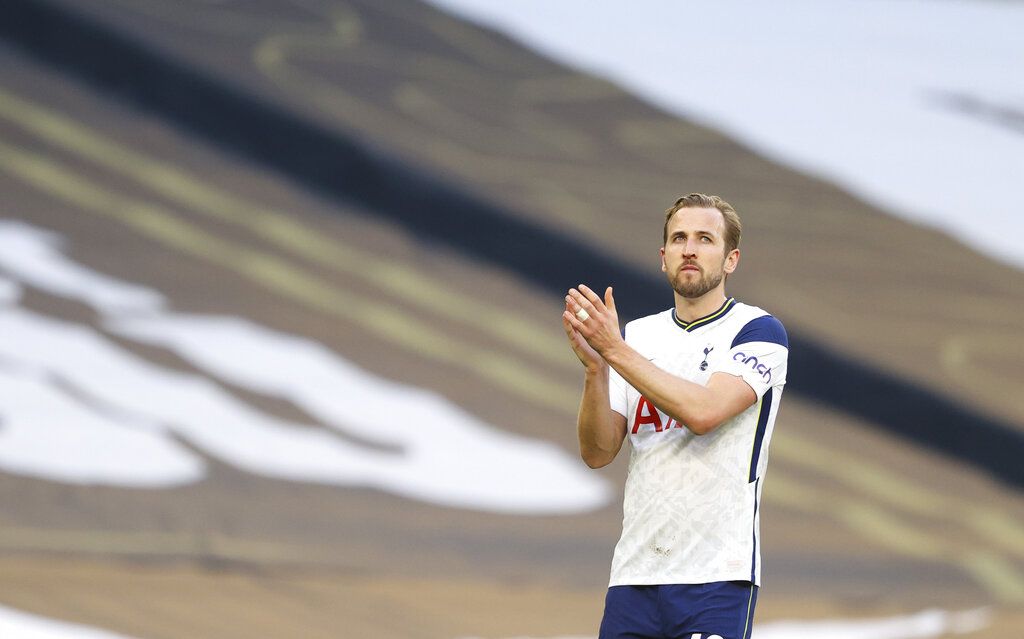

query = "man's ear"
(724, 248), (740, 274)
(659, 246), (667, 272)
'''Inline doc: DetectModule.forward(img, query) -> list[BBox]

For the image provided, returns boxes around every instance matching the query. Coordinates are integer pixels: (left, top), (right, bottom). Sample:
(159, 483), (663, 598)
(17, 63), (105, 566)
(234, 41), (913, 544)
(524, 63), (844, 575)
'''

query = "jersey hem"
(609, 571), (761, 588)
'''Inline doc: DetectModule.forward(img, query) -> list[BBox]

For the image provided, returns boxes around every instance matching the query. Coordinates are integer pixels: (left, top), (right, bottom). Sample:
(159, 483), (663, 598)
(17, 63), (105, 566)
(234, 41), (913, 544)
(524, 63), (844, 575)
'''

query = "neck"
(674, 289), (728, 323)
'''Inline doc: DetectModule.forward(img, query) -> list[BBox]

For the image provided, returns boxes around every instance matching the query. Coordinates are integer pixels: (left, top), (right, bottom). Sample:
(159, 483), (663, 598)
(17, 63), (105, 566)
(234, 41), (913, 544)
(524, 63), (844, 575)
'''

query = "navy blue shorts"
(598, 581), (758, 639)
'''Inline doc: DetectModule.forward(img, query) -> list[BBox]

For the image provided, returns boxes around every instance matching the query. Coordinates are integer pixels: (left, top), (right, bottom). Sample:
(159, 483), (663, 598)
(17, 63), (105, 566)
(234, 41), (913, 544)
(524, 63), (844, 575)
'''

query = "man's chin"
(674, 284), (708, 299)
(671, 275), (723, 300)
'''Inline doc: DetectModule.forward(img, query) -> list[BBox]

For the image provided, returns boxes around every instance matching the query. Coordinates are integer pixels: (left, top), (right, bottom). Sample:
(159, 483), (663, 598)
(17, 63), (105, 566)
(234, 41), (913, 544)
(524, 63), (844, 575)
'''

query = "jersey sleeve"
(608, 366), (628, 417)
(716, 315), (789, 398)
(608, 322), (631, 417)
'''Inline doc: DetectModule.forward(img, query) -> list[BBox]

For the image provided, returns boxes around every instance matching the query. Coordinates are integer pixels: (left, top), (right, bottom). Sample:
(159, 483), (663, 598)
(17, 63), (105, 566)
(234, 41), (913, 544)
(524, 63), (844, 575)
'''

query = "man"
(562, 193), (788, 639)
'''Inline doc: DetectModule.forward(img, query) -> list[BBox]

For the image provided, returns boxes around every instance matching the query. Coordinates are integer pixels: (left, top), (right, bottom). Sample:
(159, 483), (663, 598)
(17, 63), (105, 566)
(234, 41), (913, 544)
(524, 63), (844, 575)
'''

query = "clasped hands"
(562, 284), (623, 369)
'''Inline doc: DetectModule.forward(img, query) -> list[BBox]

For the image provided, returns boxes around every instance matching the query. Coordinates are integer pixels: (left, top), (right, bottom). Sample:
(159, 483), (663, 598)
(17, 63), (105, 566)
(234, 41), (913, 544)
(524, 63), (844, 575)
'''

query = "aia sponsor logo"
(631, 396), (686, 434)
(733, 351), (772, 383)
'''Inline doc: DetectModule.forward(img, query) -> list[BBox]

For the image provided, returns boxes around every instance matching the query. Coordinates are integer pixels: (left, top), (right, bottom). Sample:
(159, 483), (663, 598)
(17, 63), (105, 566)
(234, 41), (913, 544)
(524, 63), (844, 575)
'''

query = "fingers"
(565, 292), (592, 320)
(565, 309), (585, 332)
(563, 308), (588, 333)
(568, 288), (599, 318)
(578, 284), (605, 310)
(605, 286), (615, 312)
(567, 284), (618, 327)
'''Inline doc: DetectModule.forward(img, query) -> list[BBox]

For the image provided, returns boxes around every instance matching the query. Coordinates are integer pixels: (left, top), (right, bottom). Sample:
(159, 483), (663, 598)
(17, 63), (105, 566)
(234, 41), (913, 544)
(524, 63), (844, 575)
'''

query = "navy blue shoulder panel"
(731, 315), (789, 349)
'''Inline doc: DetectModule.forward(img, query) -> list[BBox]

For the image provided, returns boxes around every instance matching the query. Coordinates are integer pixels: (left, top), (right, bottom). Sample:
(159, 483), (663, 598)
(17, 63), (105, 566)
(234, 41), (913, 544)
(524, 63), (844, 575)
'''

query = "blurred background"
(0, 1), (1022, 637)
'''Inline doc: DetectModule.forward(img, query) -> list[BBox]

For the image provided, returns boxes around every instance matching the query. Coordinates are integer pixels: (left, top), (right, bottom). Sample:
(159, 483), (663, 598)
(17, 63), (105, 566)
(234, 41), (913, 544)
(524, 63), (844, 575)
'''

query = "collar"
(672, 297), (736, 332)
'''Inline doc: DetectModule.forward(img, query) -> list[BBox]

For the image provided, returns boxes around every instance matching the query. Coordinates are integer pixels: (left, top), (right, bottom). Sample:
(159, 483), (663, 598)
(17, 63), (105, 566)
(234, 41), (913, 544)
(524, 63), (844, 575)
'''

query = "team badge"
(699, 345), (714, 371)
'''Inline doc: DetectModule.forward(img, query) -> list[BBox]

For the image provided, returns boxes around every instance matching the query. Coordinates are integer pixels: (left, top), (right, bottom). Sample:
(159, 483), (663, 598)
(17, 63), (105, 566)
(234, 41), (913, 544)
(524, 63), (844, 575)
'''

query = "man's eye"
(701, 236), (712, 243)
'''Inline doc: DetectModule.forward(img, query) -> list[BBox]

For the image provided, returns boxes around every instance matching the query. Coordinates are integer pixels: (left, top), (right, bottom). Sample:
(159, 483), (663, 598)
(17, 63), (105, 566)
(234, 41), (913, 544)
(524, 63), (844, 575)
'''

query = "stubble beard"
(670, 265), (724, 299)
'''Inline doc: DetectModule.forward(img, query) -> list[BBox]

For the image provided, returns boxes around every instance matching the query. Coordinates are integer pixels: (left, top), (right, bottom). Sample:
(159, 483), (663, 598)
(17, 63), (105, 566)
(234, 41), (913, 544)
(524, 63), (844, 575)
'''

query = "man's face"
(660, 207), (739, 299)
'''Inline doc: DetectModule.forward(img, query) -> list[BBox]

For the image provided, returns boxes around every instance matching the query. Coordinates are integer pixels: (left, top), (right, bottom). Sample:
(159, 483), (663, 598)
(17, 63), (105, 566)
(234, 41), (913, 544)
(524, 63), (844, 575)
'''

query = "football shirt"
(607, 298), (788, 586)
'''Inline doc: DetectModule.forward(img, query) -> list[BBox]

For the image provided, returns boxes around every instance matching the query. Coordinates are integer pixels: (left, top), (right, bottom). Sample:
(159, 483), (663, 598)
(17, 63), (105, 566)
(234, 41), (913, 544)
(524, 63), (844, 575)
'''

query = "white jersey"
(607, 298), (788, 587)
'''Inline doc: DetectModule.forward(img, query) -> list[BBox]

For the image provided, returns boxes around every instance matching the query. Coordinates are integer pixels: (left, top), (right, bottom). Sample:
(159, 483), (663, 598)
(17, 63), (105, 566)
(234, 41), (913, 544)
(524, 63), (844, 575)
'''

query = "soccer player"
(562, 193), (788, 639)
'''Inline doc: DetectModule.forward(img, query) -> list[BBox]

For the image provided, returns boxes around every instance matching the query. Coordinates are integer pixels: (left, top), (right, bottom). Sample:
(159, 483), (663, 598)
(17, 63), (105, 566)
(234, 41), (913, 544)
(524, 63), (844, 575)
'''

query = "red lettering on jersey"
(632, 396), (664, 433)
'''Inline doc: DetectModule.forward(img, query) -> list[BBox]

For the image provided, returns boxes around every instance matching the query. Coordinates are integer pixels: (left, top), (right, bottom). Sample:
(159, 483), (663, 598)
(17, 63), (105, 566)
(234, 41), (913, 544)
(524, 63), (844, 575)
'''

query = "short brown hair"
(663, 193), (742, 253)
